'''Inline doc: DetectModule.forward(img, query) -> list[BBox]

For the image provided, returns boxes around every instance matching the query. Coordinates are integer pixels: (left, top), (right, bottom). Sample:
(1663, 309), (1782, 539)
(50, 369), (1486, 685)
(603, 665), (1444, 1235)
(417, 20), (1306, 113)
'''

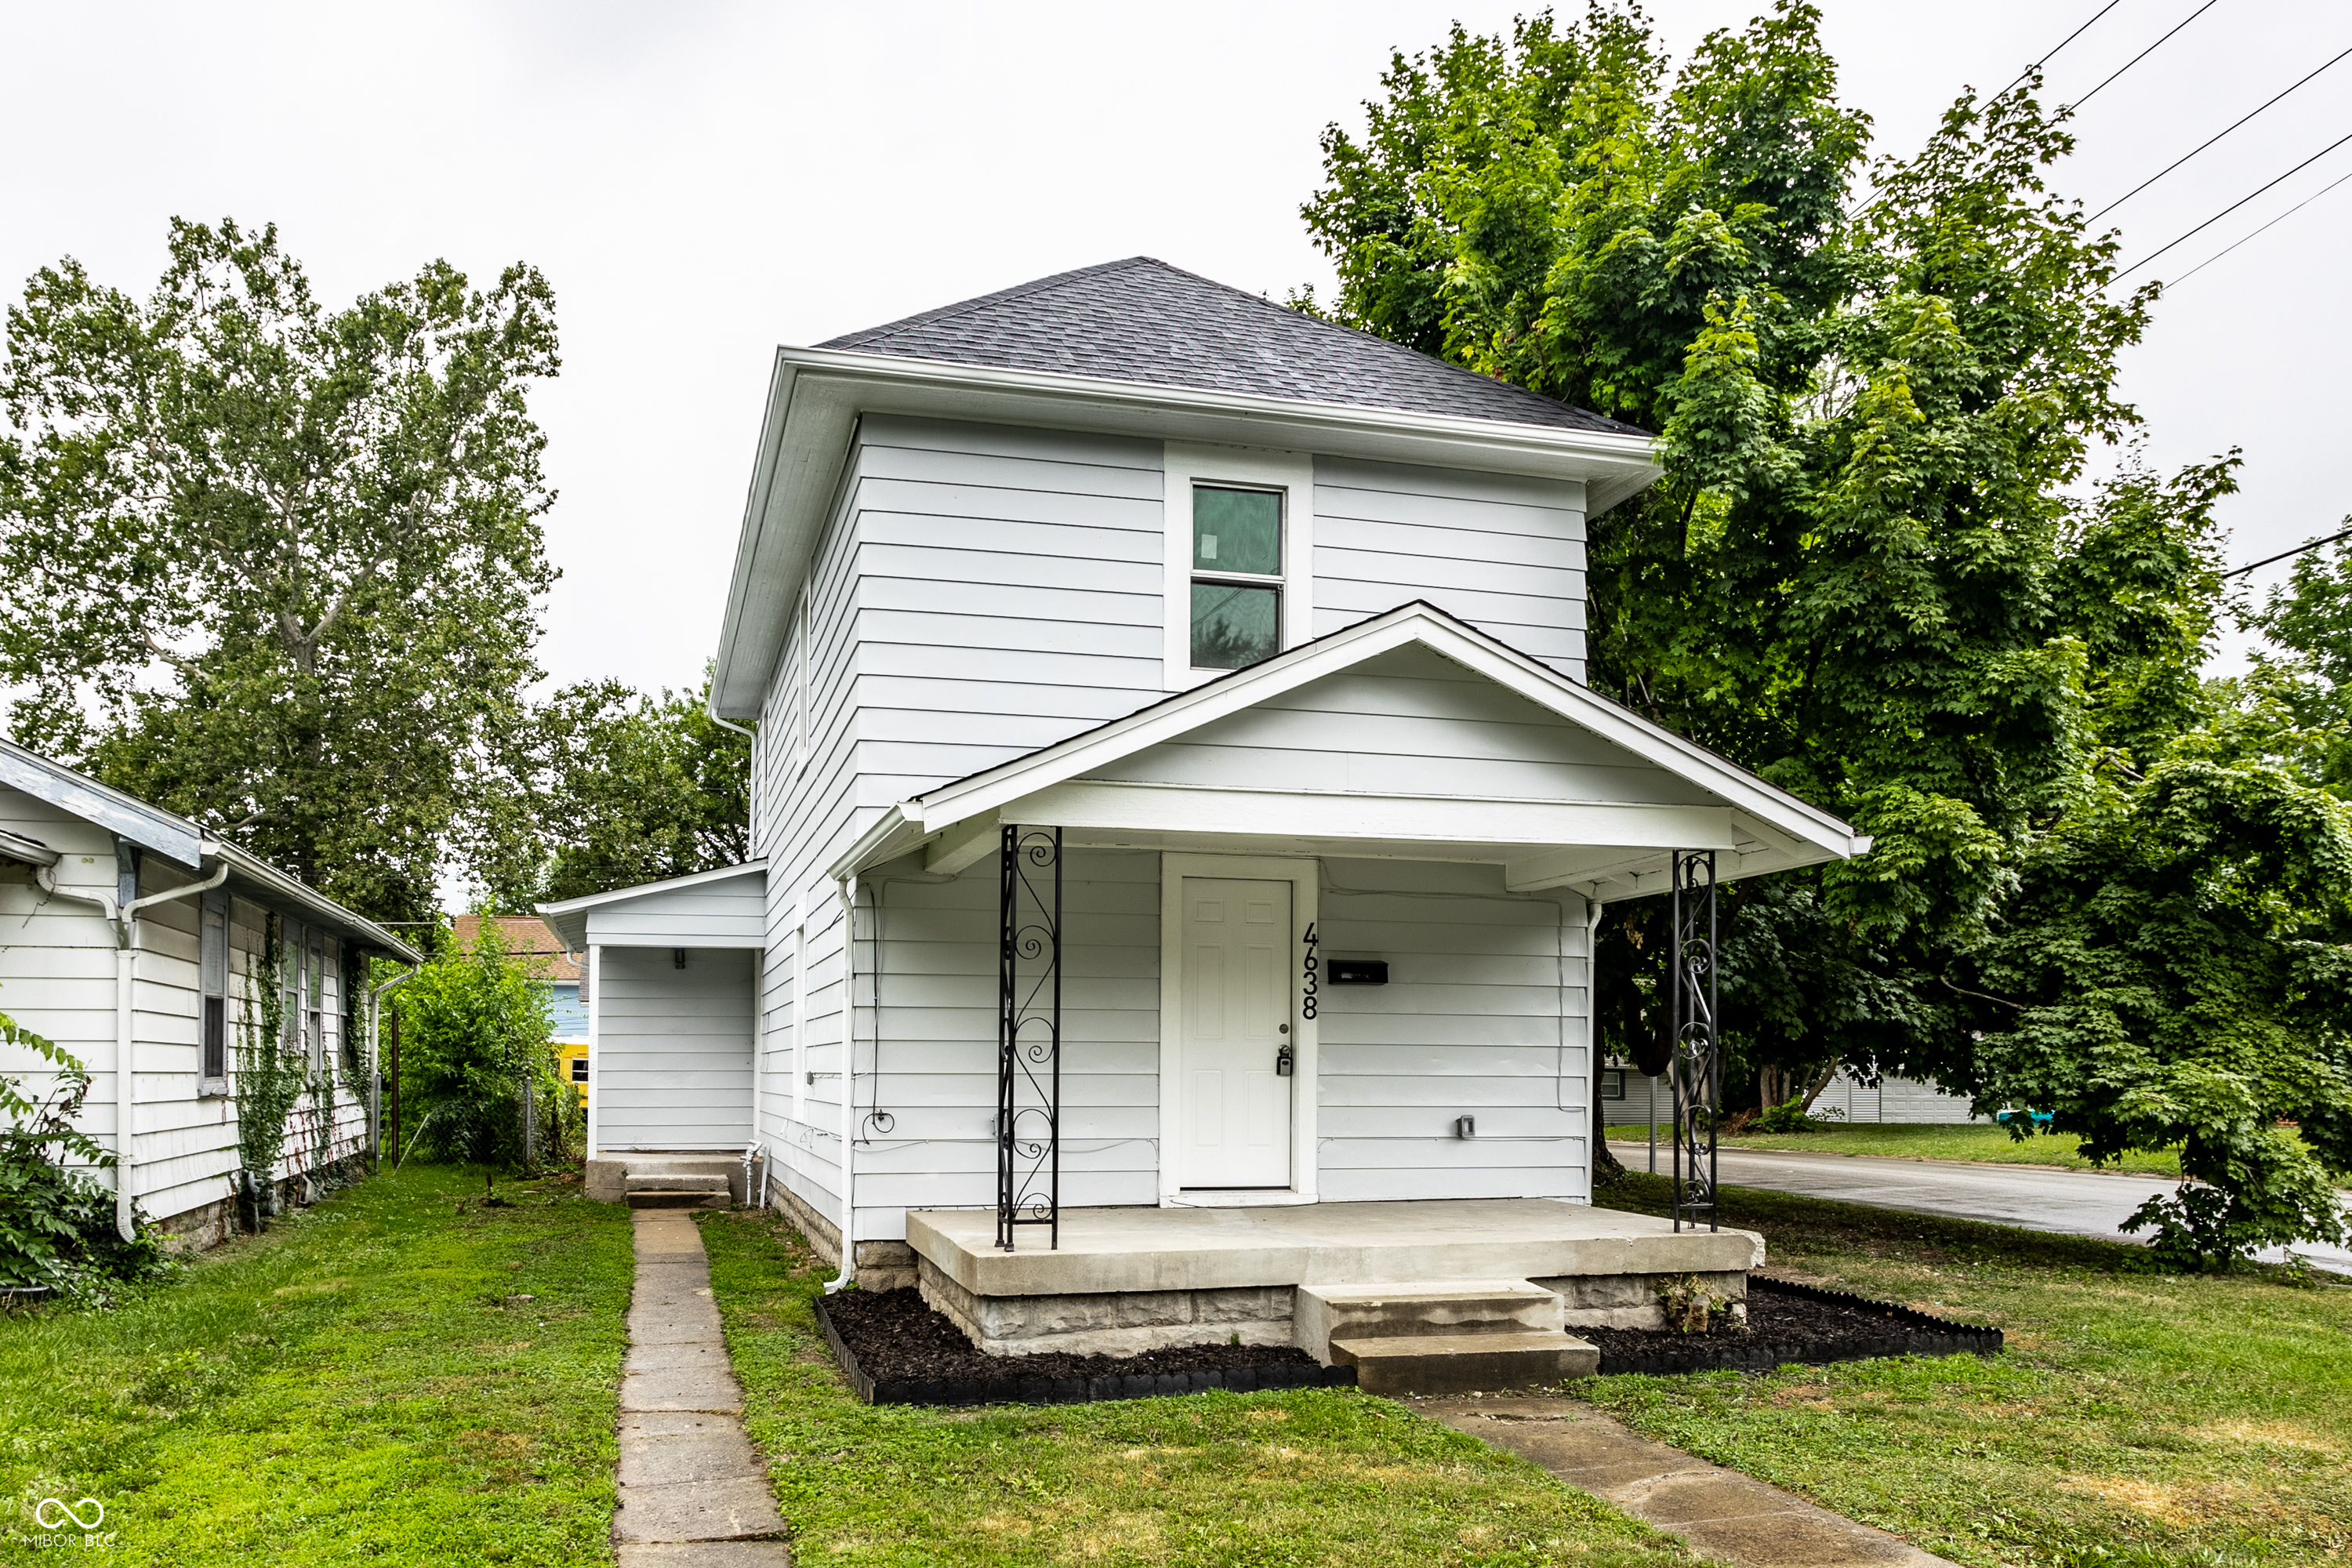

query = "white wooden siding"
(597, 946), (755, 1150)
(1080, 644), (1715, 805)
(580, 872), (765, 947)
(1314, 456), (1586, 678)
(0, 784), (372, 1233)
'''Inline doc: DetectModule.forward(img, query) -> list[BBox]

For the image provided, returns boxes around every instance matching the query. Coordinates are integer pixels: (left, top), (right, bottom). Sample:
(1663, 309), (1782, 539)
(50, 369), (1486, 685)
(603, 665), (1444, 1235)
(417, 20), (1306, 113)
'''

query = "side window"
(1189, 485), (1285, 671)
(200, 895), (228, 1092)
(282, 919), (304, 1056)
(308, 929), (327, 1072)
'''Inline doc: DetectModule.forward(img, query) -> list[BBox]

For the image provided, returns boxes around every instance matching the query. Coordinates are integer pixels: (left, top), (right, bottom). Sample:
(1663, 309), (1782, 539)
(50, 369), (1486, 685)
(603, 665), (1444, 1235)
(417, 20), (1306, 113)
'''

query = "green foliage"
(467, 666), (752, 908)
(1302, 3), (2350, 1256)
(1753, 1094), (1842, 1134)
(0, 1007), (165, 1293)
(0, 217), (560, 923)
(396, 916), (557, 1169)
(231, 917), (306, 1196)
(0, 1166), (633, 1564)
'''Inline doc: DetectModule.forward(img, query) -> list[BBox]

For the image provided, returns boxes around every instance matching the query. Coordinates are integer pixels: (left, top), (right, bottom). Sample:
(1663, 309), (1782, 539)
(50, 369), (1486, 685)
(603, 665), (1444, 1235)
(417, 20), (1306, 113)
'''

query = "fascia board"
(707, 347), (1663, 718)
(0, 739), (202, 869)
(533, 859), (769, 918)
(903, 604), (1860, 860)
(212, 841), (422, 964)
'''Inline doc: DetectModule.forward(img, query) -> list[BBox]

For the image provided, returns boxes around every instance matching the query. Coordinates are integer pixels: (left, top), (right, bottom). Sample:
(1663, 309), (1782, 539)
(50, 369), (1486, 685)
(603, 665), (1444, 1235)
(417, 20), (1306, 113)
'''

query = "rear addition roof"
(818, 257), (1645, 438)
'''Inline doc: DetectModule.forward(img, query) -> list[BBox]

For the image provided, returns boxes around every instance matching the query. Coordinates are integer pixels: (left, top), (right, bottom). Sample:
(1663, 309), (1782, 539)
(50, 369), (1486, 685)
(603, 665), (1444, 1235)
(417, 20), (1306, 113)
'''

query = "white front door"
(1177, 877), (1294, 1189)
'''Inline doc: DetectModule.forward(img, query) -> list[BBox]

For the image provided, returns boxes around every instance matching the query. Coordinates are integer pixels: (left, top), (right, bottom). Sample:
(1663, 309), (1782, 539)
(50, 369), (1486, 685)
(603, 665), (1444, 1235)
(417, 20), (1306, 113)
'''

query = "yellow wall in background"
(553, 1040), (589, 1107)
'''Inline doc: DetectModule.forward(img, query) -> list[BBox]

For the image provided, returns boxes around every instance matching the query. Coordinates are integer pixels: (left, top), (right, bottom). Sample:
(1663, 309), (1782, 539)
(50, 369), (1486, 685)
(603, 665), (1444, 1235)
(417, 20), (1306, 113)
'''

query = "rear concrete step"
(1295, 1280), (1563, 1363)
(625, 1173), (731, 1210)
(1330, 1330), (1599, 1396)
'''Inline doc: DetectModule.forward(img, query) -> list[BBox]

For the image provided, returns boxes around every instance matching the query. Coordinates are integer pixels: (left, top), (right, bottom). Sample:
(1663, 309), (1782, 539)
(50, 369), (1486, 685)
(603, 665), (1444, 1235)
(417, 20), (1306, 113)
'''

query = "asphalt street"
(1606, 1142), (2352, 1276)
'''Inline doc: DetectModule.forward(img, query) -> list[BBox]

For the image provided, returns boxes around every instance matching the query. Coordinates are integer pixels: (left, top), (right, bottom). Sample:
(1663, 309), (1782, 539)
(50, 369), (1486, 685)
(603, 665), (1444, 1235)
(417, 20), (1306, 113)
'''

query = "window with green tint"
(1192, 486), (1281, 575)
(1191, 581), (1280, 670)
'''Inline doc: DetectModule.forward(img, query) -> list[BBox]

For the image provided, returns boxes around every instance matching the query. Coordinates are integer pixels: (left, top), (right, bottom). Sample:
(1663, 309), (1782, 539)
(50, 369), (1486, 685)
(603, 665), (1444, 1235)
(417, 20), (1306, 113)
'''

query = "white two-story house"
(542, 258), (1867, 1377)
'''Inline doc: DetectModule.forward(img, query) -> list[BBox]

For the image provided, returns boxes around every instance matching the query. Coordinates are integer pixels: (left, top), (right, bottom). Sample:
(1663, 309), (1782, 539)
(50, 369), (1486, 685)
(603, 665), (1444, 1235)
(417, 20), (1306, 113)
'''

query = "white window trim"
(586, 944), (602, 1156)
(1162, 442), (1315, 691)
(1156, 852), (1320, 1207)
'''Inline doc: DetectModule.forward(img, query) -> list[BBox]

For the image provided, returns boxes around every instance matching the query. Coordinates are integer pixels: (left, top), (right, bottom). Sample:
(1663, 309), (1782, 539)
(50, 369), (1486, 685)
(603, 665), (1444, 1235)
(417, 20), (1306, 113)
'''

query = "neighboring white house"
(1597, 1064), (1986, 1127)
(0, 740), (420, 1250)
(545, 259), (1874, 1366)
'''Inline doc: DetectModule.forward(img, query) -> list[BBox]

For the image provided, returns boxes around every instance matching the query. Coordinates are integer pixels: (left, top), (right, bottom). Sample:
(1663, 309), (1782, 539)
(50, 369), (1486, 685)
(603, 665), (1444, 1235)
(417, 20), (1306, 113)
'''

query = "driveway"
(1606, 1142), (2352, 1276)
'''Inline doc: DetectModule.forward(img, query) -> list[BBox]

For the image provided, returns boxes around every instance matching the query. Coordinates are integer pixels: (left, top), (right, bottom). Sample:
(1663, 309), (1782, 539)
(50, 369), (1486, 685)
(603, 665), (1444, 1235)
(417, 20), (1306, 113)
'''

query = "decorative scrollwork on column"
(1669, 849), (1719, 1233)
(996, 825), (1062, 1251)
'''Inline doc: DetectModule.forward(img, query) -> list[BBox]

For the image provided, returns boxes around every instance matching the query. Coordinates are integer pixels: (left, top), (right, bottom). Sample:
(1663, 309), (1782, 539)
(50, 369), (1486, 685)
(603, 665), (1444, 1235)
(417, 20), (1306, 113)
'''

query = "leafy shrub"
(0, 1007), (168, 1294)
(1754, 1094), (1846, 1134)
(397, 916), (557, 1169)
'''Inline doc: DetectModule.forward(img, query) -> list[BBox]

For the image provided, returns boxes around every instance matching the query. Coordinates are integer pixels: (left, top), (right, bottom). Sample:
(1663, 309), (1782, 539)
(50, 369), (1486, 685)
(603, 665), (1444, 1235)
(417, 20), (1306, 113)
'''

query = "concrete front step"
(1295, 1279), (1564, 1363)
(1330, 1330), (1599, 1396)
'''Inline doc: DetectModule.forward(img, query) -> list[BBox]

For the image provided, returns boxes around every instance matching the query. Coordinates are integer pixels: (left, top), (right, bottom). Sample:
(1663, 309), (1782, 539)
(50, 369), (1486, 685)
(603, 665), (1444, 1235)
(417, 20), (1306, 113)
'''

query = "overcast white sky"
(5, 0), (2345, 694)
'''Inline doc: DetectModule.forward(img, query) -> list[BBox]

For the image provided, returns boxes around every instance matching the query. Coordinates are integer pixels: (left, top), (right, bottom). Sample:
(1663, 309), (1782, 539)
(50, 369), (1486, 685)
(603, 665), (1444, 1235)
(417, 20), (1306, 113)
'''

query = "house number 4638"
(1300, 922), (1319, 1021)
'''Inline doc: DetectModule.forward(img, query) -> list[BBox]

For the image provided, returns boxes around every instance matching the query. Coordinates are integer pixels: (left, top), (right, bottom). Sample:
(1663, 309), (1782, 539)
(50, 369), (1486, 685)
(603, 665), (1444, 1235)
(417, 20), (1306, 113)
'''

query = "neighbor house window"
(571, 1057), (590, 1084)
(1189, 485), (1284, 670)
(1600, 1069), (1627, 1101)
(200, 895), (228, 1093)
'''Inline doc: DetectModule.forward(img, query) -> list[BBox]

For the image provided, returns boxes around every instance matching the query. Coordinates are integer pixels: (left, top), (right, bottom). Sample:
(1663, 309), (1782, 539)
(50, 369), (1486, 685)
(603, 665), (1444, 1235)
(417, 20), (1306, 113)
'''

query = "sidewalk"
(613, 1209), (791, 1566)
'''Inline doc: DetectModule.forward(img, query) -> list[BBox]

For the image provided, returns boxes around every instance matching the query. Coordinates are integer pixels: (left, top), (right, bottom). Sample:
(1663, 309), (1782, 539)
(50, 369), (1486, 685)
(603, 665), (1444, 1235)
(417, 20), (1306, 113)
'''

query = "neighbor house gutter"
(40, 847), (230, 1241)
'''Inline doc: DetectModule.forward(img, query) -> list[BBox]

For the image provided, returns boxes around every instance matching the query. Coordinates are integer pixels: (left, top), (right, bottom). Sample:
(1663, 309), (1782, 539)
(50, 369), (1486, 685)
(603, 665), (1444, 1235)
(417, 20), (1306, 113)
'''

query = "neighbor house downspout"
(825, 872), (858, 1293)
(42, 846), (230, 1241)
(368, 966), (420, 1173)
(710, 703), (766, 1214)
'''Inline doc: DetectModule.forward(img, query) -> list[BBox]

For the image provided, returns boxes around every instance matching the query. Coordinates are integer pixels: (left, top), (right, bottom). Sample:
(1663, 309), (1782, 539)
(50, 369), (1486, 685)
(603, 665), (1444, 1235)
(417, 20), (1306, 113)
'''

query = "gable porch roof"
(829, 603), (1867, 899)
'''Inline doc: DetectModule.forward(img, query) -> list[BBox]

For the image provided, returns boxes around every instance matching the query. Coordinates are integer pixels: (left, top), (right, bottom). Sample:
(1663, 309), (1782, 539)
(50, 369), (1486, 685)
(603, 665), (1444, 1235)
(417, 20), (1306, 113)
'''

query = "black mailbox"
(1327, 959), (1388, 985)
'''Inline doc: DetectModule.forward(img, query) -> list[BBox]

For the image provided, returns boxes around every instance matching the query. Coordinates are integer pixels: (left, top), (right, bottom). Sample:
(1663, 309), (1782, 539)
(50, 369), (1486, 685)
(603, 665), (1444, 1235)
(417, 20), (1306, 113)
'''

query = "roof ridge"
(819, 257), (1159, 351)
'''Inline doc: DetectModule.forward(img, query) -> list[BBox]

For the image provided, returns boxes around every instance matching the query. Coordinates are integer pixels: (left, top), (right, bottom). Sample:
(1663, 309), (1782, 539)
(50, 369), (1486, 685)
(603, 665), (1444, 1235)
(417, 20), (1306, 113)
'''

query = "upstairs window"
(1189, 485), (1284, 671)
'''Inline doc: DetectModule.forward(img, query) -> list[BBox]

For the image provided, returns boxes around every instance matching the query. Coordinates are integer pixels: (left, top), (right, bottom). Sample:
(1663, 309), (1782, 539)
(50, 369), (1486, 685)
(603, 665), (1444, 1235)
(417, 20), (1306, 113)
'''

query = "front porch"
(904, 1196), (1762, 1361)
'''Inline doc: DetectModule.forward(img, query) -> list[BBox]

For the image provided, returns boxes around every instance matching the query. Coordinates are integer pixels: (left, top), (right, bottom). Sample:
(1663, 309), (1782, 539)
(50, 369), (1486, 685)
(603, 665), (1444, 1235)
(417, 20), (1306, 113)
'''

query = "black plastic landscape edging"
(1593, 1277), (2003, 1377)
(814, 1294), (1359, 1407)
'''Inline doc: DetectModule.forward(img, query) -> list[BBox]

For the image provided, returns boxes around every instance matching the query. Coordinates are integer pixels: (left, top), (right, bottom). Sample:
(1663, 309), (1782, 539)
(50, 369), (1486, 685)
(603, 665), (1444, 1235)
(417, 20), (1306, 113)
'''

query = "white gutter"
(824, 873), (859, 1293)
(40, 852), (230, 1241)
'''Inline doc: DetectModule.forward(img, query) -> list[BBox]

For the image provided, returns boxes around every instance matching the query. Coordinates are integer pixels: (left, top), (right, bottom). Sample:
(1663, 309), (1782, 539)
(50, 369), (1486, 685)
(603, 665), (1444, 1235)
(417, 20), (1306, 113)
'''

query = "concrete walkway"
(1421, 1396), (1960, 1568)
(614, 1209), (790, 1566)
(1607, 1142), (2352, 1275)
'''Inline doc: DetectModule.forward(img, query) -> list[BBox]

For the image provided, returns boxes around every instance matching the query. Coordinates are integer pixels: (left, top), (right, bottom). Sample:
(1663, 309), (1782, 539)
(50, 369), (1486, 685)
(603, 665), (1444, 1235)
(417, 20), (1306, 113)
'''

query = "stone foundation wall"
(919, 1256), (1296, 1357)
(764, 1180), (920, 1288)
(1533, 1269), (1748, 1330)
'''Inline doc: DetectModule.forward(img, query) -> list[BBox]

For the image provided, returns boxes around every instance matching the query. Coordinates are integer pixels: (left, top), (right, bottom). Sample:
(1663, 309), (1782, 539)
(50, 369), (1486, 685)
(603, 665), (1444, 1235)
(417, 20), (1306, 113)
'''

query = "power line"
(2223, 524), (2352, 580)
(1846, 0), (2125, 221)
(2165, 163), (2352, 289)
(2116, 128), (2352, 279)
(2089, 42), (2352, 223)
(2066, 0), (2221, 111)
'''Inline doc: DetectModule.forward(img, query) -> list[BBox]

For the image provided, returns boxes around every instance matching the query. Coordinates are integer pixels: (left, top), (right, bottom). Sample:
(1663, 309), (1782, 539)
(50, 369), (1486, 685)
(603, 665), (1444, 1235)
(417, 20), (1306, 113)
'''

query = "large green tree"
(466, 670), (752, 910)
(1305, 2), (2350, 1254)
(0, 218), (559, 921)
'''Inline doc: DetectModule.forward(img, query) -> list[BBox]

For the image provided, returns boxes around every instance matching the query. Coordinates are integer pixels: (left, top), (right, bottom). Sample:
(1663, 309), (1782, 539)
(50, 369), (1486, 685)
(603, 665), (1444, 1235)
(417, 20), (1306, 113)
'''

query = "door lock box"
(1276, 1044), (1294, 1077)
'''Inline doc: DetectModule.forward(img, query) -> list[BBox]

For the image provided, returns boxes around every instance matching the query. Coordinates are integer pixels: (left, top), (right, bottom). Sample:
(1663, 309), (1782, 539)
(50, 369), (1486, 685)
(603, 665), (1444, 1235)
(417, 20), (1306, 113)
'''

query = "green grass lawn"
(1588, 1173), (2352, 1568)
(0, 1163), (632, 1566)
(1605, 1122), (2185, 1176)
(699, 1208), (1692, 1568)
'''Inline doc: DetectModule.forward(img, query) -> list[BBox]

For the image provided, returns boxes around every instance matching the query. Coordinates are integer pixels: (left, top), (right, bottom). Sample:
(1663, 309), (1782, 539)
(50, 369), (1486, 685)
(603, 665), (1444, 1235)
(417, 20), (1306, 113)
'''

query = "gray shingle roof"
(818, 257), (1647, 437)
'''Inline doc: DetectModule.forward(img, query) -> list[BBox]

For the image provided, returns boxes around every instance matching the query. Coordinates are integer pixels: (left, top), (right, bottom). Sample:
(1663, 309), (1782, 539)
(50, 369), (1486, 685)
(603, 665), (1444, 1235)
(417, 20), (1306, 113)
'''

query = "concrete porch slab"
(907, 1198), (1762, 1298)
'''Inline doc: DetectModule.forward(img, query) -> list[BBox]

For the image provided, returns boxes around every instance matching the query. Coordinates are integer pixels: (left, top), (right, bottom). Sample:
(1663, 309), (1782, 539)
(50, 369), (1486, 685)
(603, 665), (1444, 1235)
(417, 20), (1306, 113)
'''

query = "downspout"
(368, 966), (420, 1173)
(825, 873), (858, 1293)
(43, 848), (230, 1241)
(710, 703), (763, 1209)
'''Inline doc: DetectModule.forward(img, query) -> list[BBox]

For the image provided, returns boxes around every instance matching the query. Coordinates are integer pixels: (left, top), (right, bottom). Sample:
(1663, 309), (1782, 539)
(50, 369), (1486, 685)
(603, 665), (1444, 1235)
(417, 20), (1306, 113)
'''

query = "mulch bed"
(1583, 1276), (2002, 1376)
(815, 1287), (1356, 1406)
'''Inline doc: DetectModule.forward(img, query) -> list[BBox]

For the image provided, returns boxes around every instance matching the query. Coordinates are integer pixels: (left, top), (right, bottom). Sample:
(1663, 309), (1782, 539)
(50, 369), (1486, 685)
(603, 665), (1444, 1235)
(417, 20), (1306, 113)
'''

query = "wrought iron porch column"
(996, 826), (1062, 1250)
(1669, 850), (1720, 1232)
